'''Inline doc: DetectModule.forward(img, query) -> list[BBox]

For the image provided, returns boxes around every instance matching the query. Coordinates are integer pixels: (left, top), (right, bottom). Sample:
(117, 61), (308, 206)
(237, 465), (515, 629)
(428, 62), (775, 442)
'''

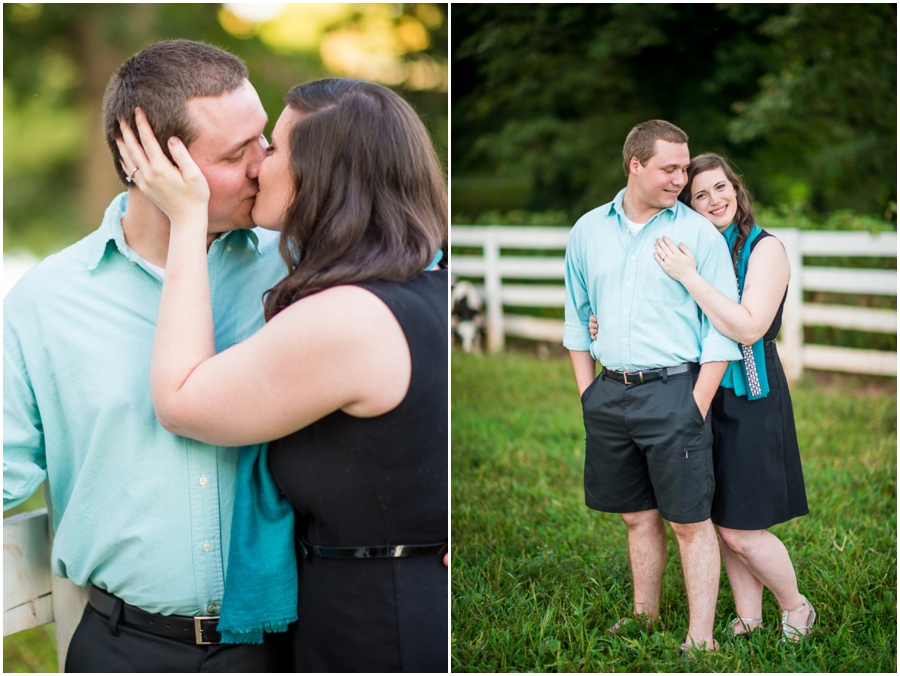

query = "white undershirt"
(145, 261), (166, 279)
(621, 213), (649, 236)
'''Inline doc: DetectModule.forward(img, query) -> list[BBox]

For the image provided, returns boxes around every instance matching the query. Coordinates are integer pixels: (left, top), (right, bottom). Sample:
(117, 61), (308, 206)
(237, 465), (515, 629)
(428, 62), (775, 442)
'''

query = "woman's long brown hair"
(678, 153), (756, 273)
(263, 78), (447, 321)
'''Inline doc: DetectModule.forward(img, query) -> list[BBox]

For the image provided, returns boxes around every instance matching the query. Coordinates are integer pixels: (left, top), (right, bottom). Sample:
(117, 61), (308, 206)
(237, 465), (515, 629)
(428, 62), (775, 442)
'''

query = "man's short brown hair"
(622, 120), (689, 177)
(102, 40), (248, 186)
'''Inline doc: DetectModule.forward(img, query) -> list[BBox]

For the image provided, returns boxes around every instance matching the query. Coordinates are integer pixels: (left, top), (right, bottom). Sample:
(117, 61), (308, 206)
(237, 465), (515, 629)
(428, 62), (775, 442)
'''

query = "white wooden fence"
(451, 226), (897, 379)
(4, 494), (90, 672)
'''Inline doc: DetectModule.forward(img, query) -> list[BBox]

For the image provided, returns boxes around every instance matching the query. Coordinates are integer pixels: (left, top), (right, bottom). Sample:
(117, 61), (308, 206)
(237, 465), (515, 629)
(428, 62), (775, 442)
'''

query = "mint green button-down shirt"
(564, 188), (741, 370)
(4, 193), (287, 616)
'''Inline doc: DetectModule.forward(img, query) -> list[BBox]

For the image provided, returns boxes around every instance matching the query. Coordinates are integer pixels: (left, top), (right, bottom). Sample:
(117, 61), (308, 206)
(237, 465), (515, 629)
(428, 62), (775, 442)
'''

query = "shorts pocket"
(675, 443), (714, 520)
(581, 374), (601, 405)
(687, 390), (706, 423)
(681, 444), (711, 462)
(677, 374), (704, 423)
(681, 443), (714, 501)
(650, 442), (715, 523)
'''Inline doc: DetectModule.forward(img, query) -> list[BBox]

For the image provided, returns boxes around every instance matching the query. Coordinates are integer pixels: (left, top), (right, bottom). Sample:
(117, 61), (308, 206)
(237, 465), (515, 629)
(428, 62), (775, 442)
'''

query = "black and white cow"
(451, 279), (485, 353)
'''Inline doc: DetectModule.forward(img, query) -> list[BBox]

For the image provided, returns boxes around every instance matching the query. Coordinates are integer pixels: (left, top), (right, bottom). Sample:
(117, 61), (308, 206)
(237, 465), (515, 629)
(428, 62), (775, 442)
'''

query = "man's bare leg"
(620, 509), (668, 621)
(669, 518), (720, 648)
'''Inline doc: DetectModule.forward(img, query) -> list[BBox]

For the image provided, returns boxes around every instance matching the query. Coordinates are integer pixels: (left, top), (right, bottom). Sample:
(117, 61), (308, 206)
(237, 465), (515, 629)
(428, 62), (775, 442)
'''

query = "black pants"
(65, 603), (292, 673)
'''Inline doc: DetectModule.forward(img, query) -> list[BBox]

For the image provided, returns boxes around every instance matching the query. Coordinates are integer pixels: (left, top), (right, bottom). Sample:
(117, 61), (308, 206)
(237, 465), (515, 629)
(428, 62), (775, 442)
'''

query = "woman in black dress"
(652, 154), (814, 642)
(117, 78), (447, 670)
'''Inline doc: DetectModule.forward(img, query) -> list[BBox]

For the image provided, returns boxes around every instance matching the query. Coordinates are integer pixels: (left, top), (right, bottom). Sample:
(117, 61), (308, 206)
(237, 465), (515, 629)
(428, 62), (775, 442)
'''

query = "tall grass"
(451, 351), (896, 672)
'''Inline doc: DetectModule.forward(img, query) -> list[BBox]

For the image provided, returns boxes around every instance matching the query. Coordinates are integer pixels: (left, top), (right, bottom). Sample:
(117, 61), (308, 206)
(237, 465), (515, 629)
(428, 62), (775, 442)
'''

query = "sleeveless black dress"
(710, 230), (809, 530)
(268, 270), (448, 672)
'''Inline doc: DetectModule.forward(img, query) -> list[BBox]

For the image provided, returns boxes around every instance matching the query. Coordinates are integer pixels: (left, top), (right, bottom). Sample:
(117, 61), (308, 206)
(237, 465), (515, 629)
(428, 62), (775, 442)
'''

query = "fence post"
(778, 228), (803, 381)
(484, 228), (505, 352)
(45, 485), (90, 673)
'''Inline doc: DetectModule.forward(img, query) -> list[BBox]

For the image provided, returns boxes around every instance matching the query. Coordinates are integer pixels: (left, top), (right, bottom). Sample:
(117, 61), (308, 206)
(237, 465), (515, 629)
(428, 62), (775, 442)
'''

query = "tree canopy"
(451, 3), (896, 221)
(4, 3), (447, 255)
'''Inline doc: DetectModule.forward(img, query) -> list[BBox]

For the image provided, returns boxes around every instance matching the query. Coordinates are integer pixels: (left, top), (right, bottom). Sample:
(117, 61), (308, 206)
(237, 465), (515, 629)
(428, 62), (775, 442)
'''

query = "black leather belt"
(299, 538), (447, 559)
(602, 362), (699, 385)
(89, 586), (221, 645)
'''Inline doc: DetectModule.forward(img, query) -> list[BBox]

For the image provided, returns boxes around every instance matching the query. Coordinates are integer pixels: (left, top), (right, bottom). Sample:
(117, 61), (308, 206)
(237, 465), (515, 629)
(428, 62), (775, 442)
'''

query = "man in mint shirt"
(564, 120), (741, 652)
(4, 41), (287, 671)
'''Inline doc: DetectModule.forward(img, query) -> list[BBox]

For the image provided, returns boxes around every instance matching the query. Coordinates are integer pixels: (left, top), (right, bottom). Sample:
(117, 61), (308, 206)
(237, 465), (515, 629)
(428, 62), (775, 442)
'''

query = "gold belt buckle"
(194, 616), (219, 645)
(623, 370), (643, 385)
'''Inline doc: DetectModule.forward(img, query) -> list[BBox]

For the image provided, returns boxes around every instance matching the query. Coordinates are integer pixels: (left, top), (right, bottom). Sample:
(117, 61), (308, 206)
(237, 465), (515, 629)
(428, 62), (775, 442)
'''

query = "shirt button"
(202, 542), (212, 553)
(622, 310), (628, 315)
(626, 282), (632, 287)
(199, 476), (208, 486)
(226, 246), (232, 253)
(630, 255), (636, 260)
(621, 338), (626, 343)
(207, 603), (217, 614)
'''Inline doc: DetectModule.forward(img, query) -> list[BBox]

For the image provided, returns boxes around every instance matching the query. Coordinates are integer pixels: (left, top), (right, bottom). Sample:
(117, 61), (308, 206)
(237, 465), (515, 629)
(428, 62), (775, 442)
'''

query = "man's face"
(185, 79), (269, 232)
(629, 140), (690, 211)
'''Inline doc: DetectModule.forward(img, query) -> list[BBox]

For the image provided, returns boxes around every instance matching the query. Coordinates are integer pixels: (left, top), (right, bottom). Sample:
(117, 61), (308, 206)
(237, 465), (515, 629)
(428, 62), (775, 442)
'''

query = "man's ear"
(628, 156), (642, 177)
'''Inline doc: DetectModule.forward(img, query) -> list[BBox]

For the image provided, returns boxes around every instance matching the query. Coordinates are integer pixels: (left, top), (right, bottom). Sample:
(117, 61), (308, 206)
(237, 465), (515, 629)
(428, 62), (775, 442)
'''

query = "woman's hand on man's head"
(116, 107), (210, 225)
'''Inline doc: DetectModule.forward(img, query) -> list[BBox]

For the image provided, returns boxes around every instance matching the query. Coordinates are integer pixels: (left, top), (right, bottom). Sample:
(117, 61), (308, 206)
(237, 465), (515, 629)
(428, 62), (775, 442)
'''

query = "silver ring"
(126, 167), (138, 183)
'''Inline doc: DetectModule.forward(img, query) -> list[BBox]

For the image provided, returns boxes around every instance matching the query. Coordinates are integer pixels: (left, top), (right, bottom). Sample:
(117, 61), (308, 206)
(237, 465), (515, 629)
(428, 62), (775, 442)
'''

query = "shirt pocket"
(643, 260), (691, 305)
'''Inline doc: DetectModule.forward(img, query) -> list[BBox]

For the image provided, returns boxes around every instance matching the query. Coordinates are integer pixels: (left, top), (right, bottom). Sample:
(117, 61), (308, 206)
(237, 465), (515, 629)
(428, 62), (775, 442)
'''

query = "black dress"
(268, 270), (448, 673)
(709, 231), (809, 531)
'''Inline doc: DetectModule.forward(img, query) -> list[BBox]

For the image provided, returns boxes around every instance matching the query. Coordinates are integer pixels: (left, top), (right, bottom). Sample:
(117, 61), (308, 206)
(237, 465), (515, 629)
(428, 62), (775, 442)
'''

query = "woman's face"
(688, 167), (738, 232)
(252, 106), (306, 231)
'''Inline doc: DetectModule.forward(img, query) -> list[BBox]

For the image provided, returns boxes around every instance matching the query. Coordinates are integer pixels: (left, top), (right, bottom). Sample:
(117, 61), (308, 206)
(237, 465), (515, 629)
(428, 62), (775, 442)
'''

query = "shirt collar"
(221, 227), (262, 254)
(608, 187), (679, 221)
(86, 192), (263, 271)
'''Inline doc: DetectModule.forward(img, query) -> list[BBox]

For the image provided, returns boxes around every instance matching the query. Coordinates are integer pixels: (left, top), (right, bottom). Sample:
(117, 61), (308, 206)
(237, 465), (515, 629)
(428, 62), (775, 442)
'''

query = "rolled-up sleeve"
(4, 319), (47, 511)
(563, 225), (593, 351)
(694, 234), (742, 364)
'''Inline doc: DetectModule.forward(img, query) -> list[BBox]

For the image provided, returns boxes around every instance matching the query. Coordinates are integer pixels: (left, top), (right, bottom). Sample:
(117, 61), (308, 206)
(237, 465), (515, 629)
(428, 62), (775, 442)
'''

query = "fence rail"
(4, 504), (90, 672)
(451, 226), (897, 379)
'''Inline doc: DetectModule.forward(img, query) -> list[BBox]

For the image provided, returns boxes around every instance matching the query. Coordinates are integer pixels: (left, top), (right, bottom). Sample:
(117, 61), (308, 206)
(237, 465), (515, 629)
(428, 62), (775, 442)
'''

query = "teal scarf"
(719, 223), (770, 400)
(217, 443), (297, 644)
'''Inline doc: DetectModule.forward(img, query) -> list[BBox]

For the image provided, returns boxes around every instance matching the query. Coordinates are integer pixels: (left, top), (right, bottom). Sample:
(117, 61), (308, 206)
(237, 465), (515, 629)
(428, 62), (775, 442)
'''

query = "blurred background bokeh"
(3, 2), (447, 260)
(451, 3), (896, 227)
(449, 2), (896, 359)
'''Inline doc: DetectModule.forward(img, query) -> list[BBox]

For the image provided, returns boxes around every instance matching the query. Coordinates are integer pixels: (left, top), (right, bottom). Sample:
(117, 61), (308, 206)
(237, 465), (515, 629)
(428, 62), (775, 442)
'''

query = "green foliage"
(727, 4), (897, 215)
(756, 205), (898, 233)
(452, 4), (896, 220)
(452, 351), (897, 672)
(451, 205), (898, 233)
(3, 3), (448, 257)
(451, 208), (570, 227)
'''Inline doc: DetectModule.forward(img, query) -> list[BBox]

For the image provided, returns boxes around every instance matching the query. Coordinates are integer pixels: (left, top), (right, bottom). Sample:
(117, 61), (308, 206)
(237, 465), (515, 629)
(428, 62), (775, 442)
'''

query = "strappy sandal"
(781, 595), (816, 642)
(728, 615), (763, 637)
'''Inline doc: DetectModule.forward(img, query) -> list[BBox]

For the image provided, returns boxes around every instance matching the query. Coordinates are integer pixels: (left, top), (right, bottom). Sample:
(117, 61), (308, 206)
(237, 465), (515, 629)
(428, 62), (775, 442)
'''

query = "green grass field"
(451, 350), (897, 672)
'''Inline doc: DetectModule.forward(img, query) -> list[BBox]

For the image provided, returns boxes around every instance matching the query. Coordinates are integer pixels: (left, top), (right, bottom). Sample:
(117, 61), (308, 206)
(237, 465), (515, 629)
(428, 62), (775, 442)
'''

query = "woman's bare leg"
(717, 526), (812, 635)
(718, 537), (763, 634)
